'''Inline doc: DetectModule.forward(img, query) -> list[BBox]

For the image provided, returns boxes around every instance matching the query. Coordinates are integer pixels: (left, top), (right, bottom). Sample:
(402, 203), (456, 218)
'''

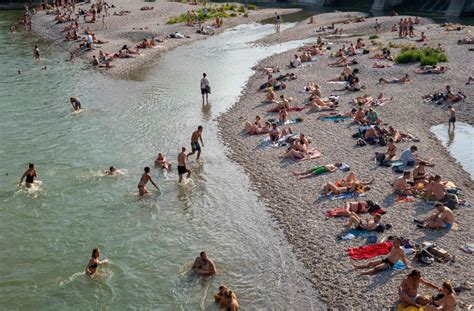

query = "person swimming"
(19, 163), (37, 188)
(192, 251), (216, 276)
(154, 153), (171, 171)
(105, 166), (117, 176)
(70, 97), (81, 111)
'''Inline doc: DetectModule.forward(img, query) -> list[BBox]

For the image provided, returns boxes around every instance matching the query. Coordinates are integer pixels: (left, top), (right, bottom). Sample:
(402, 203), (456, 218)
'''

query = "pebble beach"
(29, 2), (474, 309)
(219, 13), (474, 310)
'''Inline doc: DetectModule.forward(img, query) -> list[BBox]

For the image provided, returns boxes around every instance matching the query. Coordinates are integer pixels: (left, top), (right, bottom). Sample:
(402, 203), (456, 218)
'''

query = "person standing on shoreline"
(448, 105), (456, 131)
(200, 73), (210, 105)
(187, 126), (204, 161)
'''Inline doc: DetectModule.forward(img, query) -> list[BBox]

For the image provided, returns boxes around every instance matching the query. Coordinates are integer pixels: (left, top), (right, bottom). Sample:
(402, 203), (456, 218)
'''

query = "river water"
(0, 12), (323, 310)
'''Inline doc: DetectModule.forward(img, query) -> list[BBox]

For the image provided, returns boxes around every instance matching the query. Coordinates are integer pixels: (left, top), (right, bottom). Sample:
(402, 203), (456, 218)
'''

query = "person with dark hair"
(448, 105), (456, 131)
(19, 163), (37, 188)
(425, 282), (457, 311)
(192, 251), (216, 276)
(352, 237), (412, 275)
(225, 289), (240, 311)
(187, 126), (204, 160)
(137, 167), (159, 196)
(399, 270), (440, 308)
(344, 213), (382, 231)
(200, 73), (210, 104)
(416, 203), (454, 230)
(399, 145), (418, 166)
(105, 166), (117, 176)
(393, 171), (413, 195)
(85, 248), (108, 276)
(425, 175), (459, 205)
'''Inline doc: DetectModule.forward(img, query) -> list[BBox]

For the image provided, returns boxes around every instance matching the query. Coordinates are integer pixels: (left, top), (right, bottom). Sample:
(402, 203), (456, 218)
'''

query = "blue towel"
(320, 116), (352, 121)
(329, 192), (365, 201)
(393, 260), (407, 270)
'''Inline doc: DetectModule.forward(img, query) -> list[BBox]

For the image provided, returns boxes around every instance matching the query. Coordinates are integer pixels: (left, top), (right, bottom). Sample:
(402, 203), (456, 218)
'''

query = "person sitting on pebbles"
(415, 202), (454, 230)
(352, 237), (412, 275)
(344, 213), (383, 231)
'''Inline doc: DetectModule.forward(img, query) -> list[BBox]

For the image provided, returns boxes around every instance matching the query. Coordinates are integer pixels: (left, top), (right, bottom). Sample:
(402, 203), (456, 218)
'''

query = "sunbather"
(292, 163), (342, 179)
(425, 282), (457, 311)
(244, 116), (271, 135)
(379, 74), (411, 84)
(393, 171), (414, 195)
(416, 203), (454, 230)
(322, 174), (373, 195)
(424, 175), (459, 204)
(280, 134), (309, 160)
(372, 62), (392, 68)
(352, 237), (412, 275)
(415, 66), (447, 74)
(345, 213), (382, 231)
(317, 109), (357, 120)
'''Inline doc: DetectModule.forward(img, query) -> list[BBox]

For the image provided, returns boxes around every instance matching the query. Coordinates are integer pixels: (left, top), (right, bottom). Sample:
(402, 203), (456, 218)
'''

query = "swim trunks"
(191, 141), (201, 152)
(382, 257), (395, 268)
(449, 116), (456, 123)
(178, 165), (189, 175)
(443, 222), (452, 230)
(201, 88), (209, 95)
(311, 166), (328, 175)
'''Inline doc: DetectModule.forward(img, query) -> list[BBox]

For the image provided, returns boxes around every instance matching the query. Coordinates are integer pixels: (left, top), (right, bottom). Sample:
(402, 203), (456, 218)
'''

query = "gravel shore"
(32, 0), (298, 79)
(219, 13), (474, 309)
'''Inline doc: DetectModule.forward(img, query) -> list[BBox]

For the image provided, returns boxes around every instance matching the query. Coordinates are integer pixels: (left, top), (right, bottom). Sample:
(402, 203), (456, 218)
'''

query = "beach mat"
(347, 241), (392, 260)
(328, 192), (365, 201)
(320, 116), (352, 121)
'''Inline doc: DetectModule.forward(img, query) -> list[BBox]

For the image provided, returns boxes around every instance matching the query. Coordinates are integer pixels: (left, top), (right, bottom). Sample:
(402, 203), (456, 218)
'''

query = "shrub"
(243, 12), (249, 17)
(395, 47), (448, 65)
(369, 34), (379, 40)
(230, 12), (237, 17)
(247, 4), (257, 10)
(238, 5), (246, 13)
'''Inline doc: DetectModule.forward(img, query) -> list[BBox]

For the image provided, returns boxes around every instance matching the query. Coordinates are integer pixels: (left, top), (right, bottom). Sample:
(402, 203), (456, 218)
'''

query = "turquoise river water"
(0, 12), (323, 310)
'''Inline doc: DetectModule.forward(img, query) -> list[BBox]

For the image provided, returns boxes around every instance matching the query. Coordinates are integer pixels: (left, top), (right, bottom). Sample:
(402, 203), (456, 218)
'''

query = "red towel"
(347, 242), (393, 260)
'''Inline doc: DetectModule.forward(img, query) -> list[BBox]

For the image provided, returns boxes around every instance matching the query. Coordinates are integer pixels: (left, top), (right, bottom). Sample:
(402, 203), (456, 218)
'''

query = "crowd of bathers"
(239, 14), (472, 310)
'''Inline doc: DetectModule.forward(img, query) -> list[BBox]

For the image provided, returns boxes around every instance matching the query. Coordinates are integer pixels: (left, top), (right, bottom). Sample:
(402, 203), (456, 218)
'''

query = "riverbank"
(31, 0), (298, 79)
(219, 13), (474, 309)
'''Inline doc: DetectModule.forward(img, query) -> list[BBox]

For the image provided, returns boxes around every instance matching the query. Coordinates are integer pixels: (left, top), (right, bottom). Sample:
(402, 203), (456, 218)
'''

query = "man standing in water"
(70, 97), (82, 111)
(192, 251), (216, 276)
(187, 126), (204, 160)
(19, 163), (37, 188)
(137, 167), (159, 196)
(448, 105), (456, 131)
(200, 73), (210, 105)
(178, 147), (191, 183)
(33, 45), (40, 61)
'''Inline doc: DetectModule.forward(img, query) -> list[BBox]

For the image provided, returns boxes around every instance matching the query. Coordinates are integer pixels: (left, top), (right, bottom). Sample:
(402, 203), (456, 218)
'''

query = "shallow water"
(0, 12), (323, 310)
(431, 122), (474, 179)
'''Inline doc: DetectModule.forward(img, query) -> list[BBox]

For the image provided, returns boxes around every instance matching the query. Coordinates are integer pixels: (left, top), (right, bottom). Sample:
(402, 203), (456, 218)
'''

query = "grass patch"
(247, 4), (257, 10)
(167, 3), (250, 24)
(369, 34), (379, 40)
(395, 47), (448, 66)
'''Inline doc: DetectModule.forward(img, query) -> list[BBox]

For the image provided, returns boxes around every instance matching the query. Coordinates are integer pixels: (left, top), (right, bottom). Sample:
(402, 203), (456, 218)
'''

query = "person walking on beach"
(101, 15), (107, 30)
(178, 147), (191, 183)
(200, 73), (210, 104)
(448, 105), (456, 131)
(19, 163), (37, 188)
(187, 126), (204, 160)
(137, 167), (159, 196)
(33, 45), (40, 61)
(274, 13), (281, 28)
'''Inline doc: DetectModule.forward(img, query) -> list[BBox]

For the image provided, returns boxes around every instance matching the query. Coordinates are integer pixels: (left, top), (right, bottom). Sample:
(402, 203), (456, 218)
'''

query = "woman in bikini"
(19, 163), (37, 188)
(412, 161), (429, 186)
(85, 248), (108, 276)
(322, 173), (373, 195)
(281, 137), (308, 160)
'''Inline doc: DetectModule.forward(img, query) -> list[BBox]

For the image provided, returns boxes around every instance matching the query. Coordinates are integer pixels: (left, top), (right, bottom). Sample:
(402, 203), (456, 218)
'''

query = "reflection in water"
(447, 128), (455, 147)
(431, 122), (474, 179)
(201, 103), (212, 122)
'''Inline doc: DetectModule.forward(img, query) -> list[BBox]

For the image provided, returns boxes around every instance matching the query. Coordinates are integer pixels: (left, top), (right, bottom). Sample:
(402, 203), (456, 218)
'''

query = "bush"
(369, 34), (379, 40)
(247, 4), (257, 10)
(395, 47), (448, 65)
(238, 5), (246, 13)
(230, 12), (237, 17)
(243, 12), (249, 17)
(167, 5), (232, 24)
